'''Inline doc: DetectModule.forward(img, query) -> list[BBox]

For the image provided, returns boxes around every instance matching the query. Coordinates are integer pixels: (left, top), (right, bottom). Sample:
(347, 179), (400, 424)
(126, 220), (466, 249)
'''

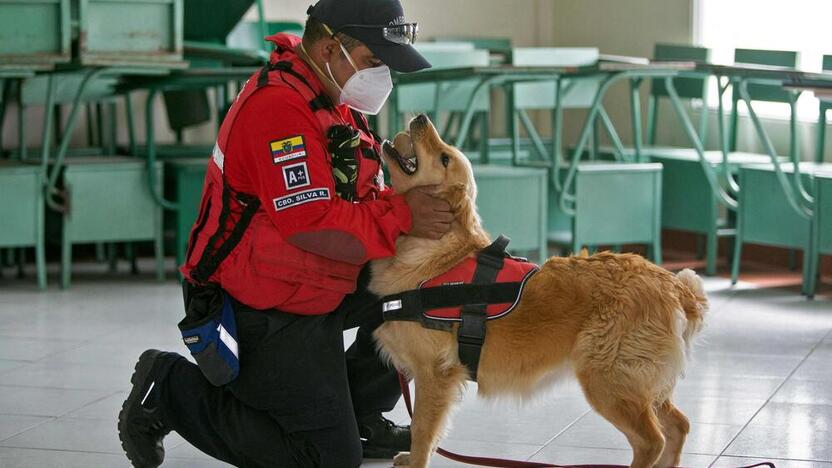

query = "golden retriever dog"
(369, 114), (709, 468)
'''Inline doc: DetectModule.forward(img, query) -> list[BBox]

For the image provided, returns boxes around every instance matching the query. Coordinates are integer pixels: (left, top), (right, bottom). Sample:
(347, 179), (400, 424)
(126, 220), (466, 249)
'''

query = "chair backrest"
(733, 48), (799, 103)
(650, 43), (710, 100)
(226, 21), (304, 51)
(395, 46), (490, 113)
(511, 47), (601, 110)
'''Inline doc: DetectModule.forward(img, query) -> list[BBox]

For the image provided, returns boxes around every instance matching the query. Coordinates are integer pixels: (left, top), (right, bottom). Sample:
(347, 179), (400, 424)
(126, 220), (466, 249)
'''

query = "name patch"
(282, 162), (310, 189)
(273, 188), (330, 211)
(270, 136), (306, 164)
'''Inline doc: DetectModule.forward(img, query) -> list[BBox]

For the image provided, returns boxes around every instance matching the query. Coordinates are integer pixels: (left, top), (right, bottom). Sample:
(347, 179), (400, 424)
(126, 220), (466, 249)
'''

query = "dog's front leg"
(398, 365), (464, 468)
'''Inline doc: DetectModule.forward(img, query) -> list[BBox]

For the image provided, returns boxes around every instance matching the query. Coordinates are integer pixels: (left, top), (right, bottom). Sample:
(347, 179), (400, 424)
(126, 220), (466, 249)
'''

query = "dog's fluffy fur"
(370, 115), (708, 468)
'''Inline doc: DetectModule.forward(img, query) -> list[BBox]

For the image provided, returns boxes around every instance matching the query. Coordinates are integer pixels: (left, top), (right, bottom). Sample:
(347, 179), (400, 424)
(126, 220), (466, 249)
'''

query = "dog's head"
(381, 114), (477, 216)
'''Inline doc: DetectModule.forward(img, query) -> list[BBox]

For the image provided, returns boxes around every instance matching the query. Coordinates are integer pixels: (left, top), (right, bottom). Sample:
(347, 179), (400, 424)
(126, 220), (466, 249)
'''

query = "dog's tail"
(675, 268), (708, 349)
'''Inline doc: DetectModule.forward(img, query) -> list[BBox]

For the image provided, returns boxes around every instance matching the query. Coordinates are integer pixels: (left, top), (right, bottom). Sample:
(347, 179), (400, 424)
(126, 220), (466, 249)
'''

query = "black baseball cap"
(307, 0), (431, 73)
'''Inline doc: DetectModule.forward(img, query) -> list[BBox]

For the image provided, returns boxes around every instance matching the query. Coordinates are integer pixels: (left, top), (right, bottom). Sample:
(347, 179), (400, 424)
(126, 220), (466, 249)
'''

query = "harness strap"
(381, 281), (525, 323)
(458, 235), (508, 380)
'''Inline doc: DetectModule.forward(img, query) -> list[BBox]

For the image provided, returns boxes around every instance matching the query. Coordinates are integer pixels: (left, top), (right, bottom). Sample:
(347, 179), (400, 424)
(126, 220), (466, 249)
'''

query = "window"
(694, 0), (832, 120)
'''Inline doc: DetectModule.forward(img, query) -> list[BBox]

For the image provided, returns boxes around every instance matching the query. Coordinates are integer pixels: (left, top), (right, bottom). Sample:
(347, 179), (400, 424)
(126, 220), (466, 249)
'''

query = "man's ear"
(318, 37), (340, 63)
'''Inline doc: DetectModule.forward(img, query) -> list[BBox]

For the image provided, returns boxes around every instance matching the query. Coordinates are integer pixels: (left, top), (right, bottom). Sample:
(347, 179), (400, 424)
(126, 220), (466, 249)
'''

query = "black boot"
(358, 413), (411, 459)
(118, 350), (175, 468)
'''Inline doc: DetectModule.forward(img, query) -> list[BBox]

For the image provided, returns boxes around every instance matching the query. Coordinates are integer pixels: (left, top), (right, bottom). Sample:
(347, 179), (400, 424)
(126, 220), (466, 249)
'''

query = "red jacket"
(180, 34), (412, 314)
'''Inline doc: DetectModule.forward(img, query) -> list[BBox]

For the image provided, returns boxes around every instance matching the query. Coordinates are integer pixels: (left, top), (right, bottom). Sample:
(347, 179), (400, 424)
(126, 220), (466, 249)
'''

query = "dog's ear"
(578, 248), (590, 258)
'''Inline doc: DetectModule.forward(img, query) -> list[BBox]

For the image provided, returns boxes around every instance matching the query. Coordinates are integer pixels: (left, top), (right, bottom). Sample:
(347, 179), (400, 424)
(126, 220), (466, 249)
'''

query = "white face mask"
(325, 43), (393, 115)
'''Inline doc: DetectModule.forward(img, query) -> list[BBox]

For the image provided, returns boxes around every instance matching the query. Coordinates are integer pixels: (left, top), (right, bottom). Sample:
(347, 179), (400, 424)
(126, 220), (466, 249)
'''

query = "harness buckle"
(457, 305), (487, 346)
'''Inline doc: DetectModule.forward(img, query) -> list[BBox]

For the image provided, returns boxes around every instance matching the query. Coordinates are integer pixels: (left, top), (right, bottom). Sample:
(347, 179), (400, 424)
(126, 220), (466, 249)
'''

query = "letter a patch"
(282, 162), (310, 190)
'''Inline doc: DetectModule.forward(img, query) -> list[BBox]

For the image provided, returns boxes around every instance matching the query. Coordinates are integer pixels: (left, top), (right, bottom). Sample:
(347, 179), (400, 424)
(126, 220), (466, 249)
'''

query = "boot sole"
(118, 349), (164, 468)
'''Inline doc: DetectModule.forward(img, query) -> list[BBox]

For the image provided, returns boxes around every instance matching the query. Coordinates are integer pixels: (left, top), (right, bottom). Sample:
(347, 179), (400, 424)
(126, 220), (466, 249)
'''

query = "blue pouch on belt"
(178, 284), (240, 386)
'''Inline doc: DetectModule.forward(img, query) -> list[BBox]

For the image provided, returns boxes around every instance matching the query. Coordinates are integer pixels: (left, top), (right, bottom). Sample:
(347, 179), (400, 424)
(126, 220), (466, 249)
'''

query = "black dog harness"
(380, 236), (539, 380)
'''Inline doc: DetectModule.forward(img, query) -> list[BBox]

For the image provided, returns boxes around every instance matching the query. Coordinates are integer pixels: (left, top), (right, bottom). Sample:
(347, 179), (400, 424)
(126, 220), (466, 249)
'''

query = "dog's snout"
(410, 114), (429, 132)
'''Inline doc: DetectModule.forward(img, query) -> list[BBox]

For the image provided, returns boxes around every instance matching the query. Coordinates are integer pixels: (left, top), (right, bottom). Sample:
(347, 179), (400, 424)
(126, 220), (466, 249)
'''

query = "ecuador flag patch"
(270, 136), (306, 164)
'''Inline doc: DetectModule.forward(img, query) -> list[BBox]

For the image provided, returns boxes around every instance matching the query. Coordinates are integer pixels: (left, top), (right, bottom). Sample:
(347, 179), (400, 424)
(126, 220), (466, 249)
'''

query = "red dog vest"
(419, 256), (538, 321)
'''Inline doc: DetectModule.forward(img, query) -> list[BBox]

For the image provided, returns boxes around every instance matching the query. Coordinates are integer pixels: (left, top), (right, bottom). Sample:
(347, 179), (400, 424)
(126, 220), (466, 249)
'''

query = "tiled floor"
(1, 265), (831, 468)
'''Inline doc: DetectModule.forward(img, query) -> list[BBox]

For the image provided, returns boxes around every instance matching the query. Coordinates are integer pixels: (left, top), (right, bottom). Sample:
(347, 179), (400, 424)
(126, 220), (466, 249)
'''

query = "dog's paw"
(392, 451), (411, 466)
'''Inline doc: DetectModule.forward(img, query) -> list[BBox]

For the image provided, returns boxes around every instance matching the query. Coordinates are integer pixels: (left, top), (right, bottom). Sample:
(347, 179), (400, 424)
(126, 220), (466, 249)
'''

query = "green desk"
(668, 65), (832, 295)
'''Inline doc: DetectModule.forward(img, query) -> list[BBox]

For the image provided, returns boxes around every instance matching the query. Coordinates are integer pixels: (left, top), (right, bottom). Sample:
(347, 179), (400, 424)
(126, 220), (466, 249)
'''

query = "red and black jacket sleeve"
(225, 86), (412, 265)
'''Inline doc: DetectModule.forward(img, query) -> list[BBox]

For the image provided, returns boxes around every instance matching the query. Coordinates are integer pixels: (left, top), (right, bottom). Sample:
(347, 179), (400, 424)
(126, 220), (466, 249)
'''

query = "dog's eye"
(441, 153), (450, 168)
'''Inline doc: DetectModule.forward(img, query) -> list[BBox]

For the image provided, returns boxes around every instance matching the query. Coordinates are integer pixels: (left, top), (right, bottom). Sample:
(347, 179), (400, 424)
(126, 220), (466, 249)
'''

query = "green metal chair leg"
(695, 235), (705, 260)
(107, 243), (118, 273)
(16, 248), (24, 279)
(817, 109), (827, 164)
(729, 94), (740, 152)
(154, 202), (165, 282)
(125, 243), (138, 275)
(653, 237), (663, 265)
(646, 95), (658, 146)
(17, 99), (26, 161)
(35, 198), (46, 290)
(95, 243), (107, 262)
(731, 211), (743, 285)
(61, 228), (72, 289)
(801, 241), (813, 298)
(706, 230), (718, 276)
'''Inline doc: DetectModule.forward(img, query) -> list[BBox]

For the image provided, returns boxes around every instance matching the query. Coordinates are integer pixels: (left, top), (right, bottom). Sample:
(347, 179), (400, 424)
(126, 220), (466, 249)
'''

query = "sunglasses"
(328, 22), (420, 45)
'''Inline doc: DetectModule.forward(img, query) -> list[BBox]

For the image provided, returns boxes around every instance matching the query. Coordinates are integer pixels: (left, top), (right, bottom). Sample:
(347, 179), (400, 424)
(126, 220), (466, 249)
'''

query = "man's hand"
(404, 187), (453, 239)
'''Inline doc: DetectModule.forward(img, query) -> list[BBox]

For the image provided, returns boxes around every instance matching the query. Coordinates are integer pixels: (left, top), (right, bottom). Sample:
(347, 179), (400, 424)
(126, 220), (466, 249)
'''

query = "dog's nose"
(413, 114), (428, 125)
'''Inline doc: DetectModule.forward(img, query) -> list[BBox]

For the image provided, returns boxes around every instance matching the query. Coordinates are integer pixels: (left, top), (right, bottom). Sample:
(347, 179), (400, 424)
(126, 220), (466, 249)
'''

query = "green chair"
(806, 171), (832, 296)
(164, 158), (208, 268)
(732, 163), (826, 295)
(548, 163), (664, 263)
(646, 44), (711, 146)
(472, 164), (548, 262)
(503, 47), (601, 165)
(816, 55), (832, 164)
(729, 48), (799, 151)
(54, 157), (165, 288)
(0, 161), (46, 288)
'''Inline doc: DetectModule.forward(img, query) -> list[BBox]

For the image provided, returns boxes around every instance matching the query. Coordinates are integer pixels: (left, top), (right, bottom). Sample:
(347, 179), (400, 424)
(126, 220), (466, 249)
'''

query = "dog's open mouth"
(382, 137), (418, 176)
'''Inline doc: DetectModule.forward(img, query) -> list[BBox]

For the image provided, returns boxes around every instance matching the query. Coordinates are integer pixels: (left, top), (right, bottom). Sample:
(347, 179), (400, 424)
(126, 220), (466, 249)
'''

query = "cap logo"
(389, 16), (405, 25)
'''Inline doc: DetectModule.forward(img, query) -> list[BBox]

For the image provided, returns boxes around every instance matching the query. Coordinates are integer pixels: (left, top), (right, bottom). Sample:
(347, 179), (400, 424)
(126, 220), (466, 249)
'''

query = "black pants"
(156, 281), (400, 468)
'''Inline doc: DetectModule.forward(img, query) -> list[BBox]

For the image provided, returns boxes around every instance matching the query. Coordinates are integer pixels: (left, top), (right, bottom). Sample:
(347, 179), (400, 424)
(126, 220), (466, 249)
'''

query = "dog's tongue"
(392, 132), (413, 158)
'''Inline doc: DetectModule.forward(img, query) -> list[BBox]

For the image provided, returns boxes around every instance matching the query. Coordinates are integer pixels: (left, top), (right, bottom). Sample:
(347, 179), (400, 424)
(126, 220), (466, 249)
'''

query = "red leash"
(397, 373), (774, 468)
